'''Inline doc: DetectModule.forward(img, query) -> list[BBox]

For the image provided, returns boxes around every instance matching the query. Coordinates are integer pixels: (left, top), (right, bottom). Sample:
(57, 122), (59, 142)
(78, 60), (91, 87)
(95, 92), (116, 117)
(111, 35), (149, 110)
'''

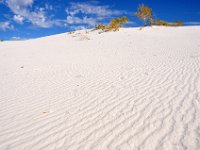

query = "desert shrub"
(95, 23), (106, 31)
(118, 17), (129, 26)
(135, 4), (153, 26)
(135, 4), (184, 28)
(94, 17), (128, 32)
(172, 20), (184, 26)
(107, 17), (129, 31)
(107, 18), (120, 31)
(154, 19), (172, 26)
(154, 19), (184, 27)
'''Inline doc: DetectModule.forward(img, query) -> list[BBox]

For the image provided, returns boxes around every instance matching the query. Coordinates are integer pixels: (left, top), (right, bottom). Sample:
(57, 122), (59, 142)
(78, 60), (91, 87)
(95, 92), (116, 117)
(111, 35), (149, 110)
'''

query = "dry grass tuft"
(94, 17), (128, 32)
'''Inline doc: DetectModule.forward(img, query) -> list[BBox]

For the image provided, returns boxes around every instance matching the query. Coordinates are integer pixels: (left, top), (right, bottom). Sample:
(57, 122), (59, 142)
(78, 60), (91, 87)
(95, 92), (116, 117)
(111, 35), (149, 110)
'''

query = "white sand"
(0, 26), (200, 150)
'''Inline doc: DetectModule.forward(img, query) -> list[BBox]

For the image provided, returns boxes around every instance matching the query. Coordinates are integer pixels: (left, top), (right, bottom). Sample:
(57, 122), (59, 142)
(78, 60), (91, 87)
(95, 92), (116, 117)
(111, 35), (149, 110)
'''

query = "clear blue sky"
(0, 0), (200, 40)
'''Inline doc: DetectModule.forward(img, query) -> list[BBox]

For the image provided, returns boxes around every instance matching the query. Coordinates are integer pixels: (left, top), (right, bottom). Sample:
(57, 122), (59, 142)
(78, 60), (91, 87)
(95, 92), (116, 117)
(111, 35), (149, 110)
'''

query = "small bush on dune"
(95, 23), (107, 30)
(107, 17), (129, 31)
(154, 19), (184, 27)
(107, 18), (119, 31)
(172, 20), (184, 26)
(154, 19), (172, 26)
(135, 4), (184, 28)
(95, 17), (128, 32)
(135, 4), (153, 26)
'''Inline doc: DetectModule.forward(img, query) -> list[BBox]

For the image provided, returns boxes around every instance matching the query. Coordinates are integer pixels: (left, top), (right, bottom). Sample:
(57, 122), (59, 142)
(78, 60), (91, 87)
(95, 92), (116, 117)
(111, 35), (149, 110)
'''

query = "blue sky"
(0, 0), (200, 40)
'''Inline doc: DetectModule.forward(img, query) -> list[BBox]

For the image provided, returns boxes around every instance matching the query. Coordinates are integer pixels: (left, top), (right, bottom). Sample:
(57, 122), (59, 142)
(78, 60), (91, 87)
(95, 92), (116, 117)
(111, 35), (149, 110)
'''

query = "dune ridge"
(0, 26), (200, 150)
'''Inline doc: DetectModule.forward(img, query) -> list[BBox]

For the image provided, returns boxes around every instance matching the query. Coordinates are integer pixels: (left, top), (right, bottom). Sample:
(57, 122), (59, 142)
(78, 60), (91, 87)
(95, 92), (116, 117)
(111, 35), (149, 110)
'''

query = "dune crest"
(0, 26), (200, 150)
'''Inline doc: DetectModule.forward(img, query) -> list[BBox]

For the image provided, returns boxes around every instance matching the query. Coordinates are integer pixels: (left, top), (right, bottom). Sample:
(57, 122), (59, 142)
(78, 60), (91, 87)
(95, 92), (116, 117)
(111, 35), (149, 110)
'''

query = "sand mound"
(0, 26), (200, 150)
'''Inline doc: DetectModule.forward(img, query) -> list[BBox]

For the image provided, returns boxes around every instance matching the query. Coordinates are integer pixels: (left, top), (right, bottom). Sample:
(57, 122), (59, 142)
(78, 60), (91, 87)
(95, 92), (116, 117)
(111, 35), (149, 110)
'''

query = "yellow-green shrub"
(154, 19), (172, 26)
(94, 17), (128, 32)
(107, 17), (129, 31)
(172, 20), (184, 26)
(135, 4), (153, 26)
(95, 23), (106, 30)
(154, 19), (184, 27)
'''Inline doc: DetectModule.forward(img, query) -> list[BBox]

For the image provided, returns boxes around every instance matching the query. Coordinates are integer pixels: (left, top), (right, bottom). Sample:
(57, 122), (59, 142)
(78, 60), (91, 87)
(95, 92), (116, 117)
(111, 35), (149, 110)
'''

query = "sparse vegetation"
(107, 17), (129, 31)
(172, 20), (184, 26)
(154, 19), (172, 26)
(94, 17), (128, 32)
(95, 23), (107, 31)
(154, 19), (184, 27)
(135, 4), (184, 27)
(0, 39), (3, 42)
(93, 5), (183, 32)
(135, 4), (153, 26)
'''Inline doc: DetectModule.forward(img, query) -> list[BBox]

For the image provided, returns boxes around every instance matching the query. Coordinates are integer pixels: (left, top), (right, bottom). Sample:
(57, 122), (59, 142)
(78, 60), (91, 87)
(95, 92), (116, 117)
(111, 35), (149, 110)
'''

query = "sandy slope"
(0, 26), (200, 150)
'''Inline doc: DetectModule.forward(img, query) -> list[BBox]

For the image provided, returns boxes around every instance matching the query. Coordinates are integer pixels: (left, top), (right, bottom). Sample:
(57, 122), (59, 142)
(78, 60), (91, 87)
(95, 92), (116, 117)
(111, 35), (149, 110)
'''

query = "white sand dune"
(0, 26), (200, 150)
